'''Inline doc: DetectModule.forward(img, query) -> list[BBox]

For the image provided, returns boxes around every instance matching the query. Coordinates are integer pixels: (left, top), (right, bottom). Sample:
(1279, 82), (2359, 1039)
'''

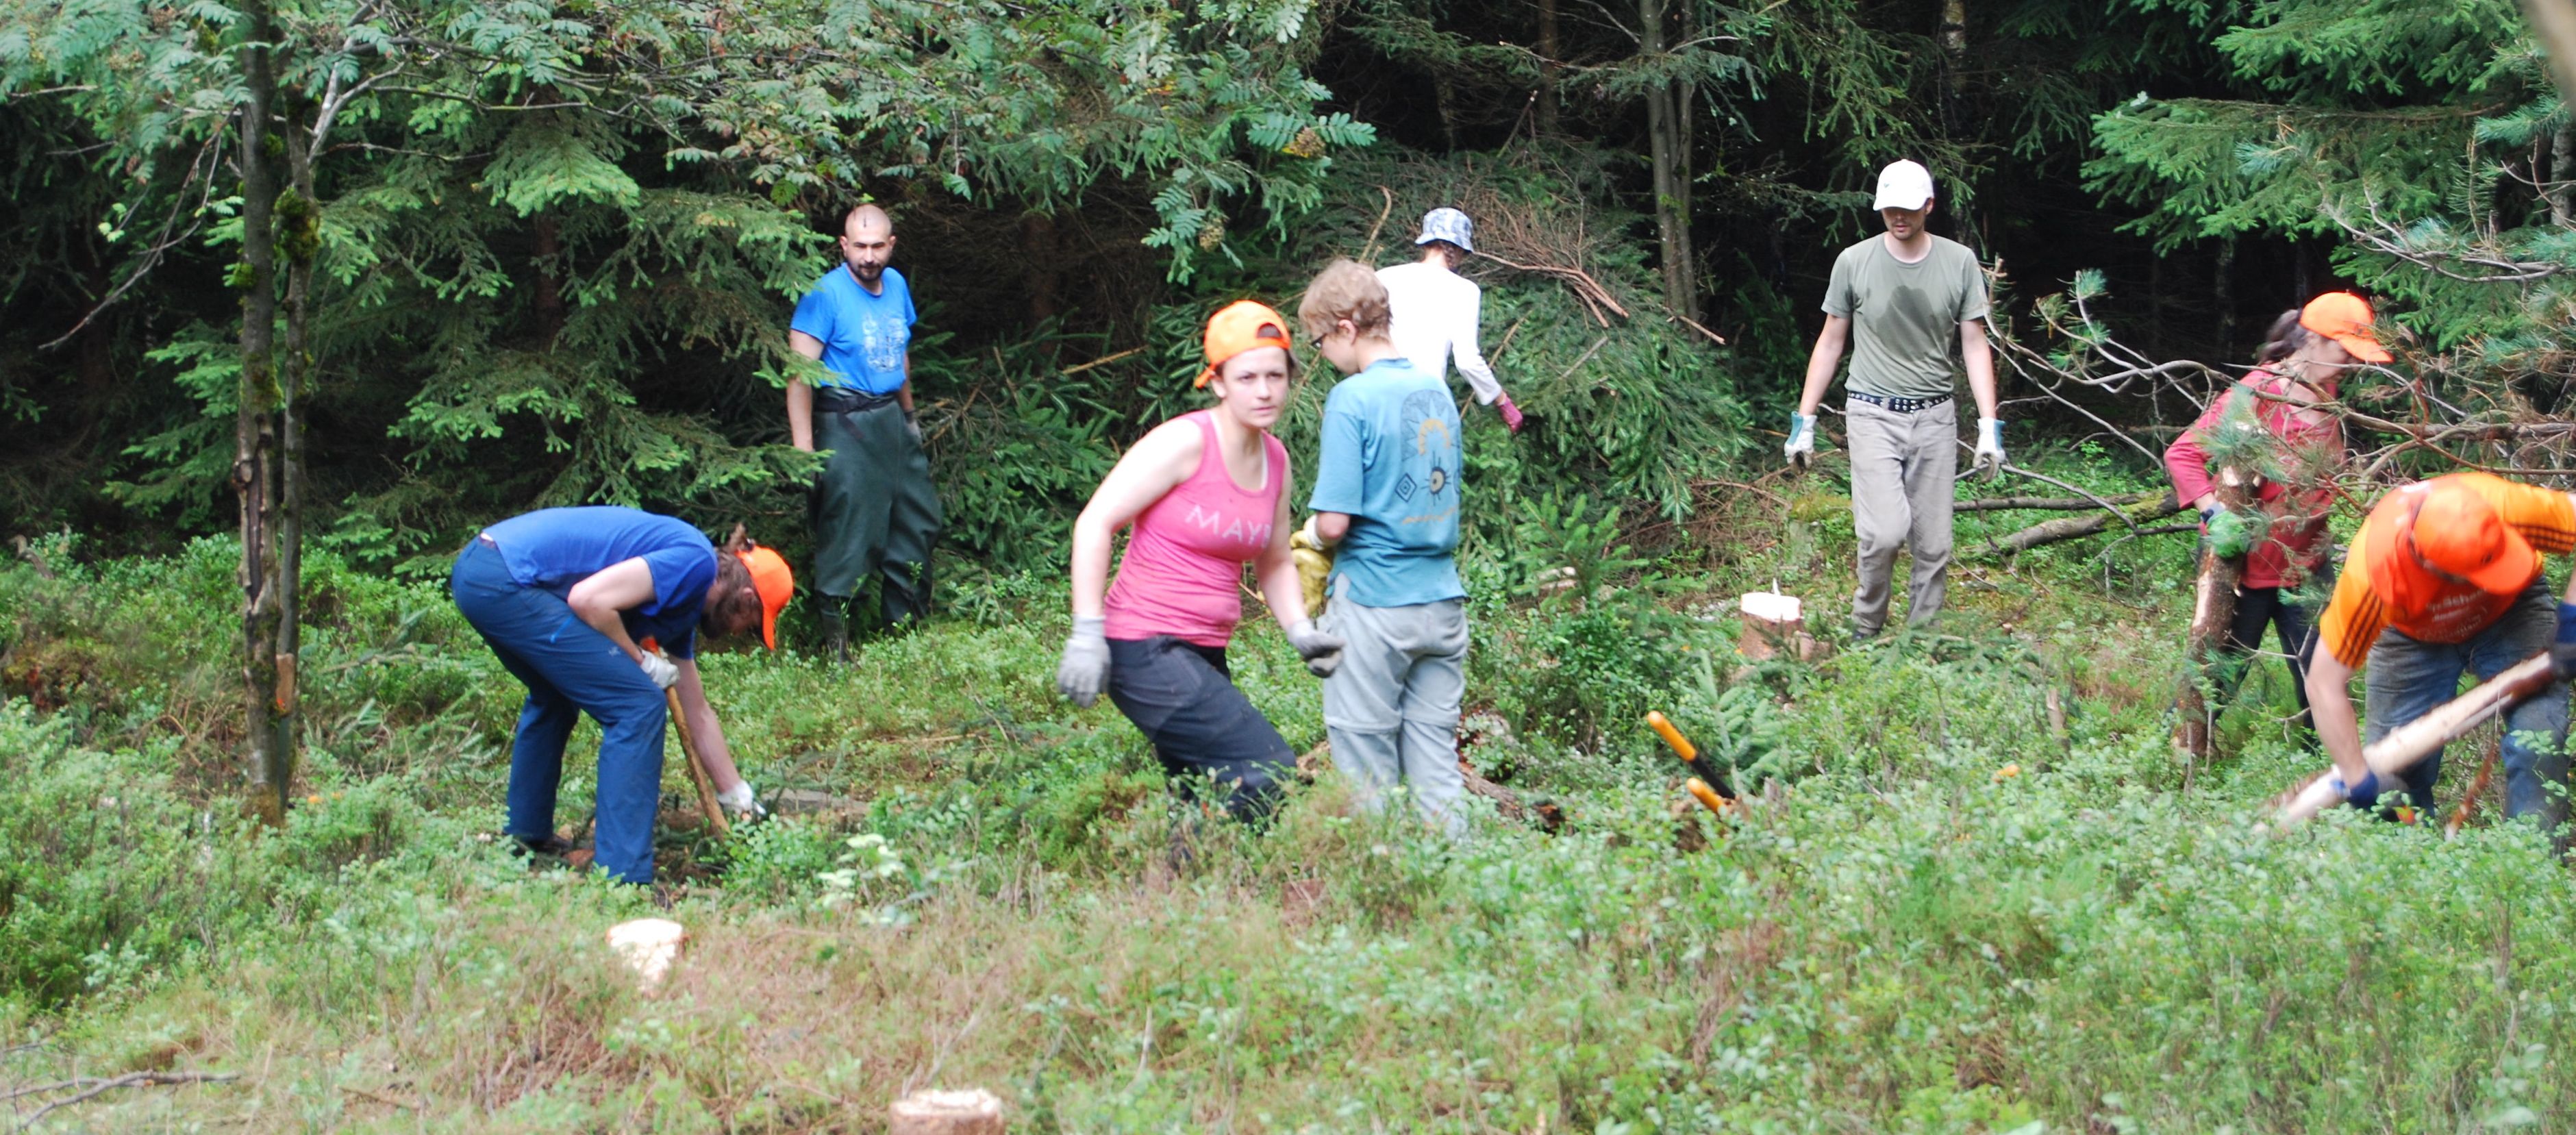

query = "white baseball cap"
(1871, 160), (1936, 211)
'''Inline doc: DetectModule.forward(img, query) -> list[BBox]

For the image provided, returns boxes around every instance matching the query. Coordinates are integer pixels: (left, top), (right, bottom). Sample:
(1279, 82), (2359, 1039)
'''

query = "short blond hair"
(1297, 259), (1391, 338)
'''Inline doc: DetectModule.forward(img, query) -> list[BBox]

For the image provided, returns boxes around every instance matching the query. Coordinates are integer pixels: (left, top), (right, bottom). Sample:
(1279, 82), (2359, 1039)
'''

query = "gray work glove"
(637, 651), (680, 690)
(903, 410), (923, 445)
(1056, 616), (1111, 708)
(1285, 619), (1345, 678)
(716, 780), (768, 819)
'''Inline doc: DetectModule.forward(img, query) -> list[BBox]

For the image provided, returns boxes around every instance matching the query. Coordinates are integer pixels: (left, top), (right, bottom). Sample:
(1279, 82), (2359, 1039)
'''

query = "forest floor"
(3, 469), (2574, 1132)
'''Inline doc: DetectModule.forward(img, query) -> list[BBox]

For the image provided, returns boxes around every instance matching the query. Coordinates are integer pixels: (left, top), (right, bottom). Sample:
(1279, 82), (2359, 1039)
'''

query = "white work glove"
(903, 410), (923, 445)
(1784, 412), (1816, 467)
(636, 651), (680, 690)
(1055, 616), (1112, 708)
(1974, 417), (2006, 480)
(716, 780), (767, 819)
(1285, 619), (1345, 678)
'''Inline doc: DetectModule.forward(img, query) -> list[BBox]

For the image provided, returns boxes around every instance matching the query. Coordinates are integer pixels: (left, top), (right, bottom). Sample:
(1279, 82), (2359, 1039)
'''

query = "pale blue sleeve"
(1308, 406), (1369, 515)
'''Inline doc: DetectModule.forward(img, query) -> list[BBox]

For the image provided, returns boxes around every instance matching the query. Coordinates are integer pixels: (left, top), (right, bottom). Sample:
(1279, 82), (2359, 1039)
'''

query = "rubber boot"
(882, 560), (931, 634)
(812, 593), (850, 665)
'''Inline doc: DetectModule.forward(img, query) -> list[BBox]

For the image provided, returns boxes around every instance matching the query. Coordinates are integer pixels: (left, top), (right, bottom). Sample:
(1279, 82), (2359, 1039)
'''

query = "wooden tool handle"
(666, 686), (731, 839)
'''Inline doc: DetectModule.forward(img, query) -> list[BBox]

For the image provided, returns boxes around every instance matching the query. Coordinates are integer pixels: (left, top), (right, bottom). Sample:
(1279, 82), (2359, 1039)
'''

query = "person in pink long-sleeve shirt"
(2164, 294), (2375, 742)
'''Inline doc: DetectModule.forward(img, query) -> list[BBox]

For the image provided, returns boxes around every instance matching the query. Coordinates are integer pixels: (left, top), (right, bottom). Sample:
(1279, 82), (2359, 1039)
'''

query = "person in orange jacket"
(2305, 473), (2576, 830)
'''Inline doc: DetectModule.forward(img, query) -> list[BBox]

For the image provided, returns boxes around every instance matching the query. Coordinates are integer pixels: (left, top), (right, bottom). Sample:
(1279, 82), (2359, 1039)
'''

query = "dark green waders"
(808, 389), (942, 653)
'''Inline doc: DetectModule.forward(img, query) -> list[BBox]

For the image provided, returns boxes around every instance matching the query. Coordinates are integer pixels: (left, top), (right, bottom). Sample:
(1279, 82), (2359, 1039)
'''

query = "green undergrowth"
(3, 497), (2571, 1130)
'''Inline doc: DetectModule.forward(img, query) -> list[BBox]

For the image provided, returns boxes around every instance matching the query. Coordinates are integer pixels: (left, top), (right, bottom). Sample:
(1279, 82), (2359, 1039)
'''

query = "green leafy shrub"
(0, 704), (281, 1008)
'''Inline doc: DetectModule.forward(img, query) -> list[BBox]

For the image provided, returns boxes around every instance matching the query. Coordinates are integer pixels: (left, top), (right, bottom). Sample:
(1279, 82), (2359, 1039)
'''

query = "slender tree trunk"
(1938, 0), (1966, 132)
(1021, 211), (1060, 326)
(2552, 118), (2576, 225)
(277, 116), (319, 786)
(1640, 0), (1699, 322)
(234, 0), (292, 825)
(2175, 468), (2252, 768)
(2212, 236), (2237, 360)
(532, 212), (566, 342)
(1536, 0), (1560, 136)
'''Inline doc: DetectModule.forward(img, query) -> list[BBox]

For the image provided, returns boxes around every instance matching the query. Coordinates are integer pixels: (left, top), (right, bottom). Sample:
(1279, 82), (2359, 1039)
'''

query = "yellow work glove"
(1290, 515), (1336, 619)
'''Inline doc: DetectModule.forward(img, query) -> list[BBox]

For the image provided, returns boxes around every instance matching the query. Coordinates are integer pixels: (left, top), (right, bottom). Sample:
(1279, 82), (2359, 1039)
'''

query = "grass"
(3, 471), (2573, 1132)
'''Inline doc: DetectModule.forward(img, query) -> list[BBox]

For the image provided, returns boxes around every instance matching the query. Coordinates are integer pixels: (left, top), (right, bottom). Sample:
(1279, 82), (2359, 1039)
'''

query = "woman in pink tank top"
(1053, 301), (1347, 823)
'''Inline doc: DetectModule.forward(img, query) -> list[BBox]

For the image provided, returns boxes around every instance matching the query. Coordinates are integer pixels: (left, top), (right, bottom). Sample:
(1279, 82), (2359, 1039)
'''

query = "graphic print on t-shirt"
(1181, 502), (1273, 555)
(1397, 388), (1459, 525)
(857, 306), (908, 375)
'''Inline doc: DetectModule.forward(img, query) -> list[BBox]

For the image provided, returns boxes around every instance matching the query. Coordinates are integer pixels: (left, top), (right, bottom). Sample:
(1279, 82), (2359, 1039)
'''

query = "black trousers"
(2221, 585), (2320, 740)
(1105, 636), (1295, 823)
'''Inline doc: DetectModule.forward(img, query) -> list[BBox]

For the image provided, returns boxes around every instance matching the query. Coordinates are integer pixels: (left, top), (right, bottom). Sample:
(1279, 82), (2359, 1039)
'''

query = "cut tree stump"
(891, 1088), (1004, 1134)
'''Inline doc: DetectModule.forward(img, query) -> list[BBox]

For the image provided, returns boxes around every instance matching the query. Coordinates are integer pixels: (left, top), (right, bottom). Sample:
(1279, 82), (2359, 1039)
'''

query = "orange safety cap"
(737, 543), (795, 649)
(2366, 480), (2539, 607)
(1195, 300), (1295, 388)
(2299, 290), (2392, 364)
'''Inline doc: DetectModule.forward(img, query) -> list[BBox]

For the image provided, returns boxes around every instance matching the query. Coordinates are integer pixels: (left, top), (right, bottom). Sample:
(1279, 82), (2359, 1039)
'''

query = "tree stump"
(890, 1088), (1003, 1135)
(2175, 467), (2253, 769)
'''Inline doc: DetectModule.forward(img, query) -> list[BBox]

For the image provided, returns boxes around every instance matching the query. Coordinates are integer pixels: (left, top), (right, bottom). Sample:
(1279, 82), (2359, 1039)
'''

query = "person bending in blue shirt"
(1298, 260), (1472, 837)
(449, 508), (793, 884)
(788, 203), (942, 660)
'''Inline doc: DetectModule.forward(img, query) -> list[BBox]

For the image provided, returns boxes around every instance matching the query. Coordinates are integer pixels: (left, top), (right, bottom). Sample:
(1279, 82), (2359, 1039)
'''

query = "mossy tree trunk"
(1640, 0), (1698, 323)
(234, 0), (295, 825)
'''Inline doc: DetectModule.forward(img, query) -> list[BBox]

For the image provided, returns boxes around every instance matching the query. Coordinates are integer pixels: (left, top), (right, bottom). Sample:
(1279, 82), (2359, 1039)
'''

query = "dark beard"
(849, 262), (884, 284)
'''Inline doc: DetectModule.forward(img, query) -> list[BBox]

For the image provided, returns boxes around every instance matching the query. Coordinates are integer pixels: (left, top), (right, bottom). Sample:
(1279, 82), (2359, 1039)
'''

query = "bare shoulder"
(1124, 414), (1207, 476)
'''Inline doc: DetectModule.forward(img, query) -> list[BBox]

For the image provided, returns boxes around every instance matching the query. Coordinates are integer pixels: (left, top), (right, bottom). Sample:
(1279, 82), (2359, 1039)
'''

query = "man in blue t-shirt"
(1299, 259), (1471, 837)
(788, 203), (942, 659)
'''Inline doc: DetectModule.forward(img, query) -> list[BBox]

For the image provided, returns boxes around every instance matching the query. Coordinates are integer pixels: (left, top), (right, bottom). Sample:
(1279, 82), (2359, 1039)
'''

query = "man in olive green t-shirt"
(1783, 160), (2001, 637)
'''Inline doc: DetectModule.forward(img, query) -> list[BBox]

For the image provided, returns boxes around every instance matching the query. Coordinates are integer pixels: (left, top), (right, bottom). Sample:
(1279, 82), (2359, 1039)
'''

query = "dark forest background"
(4, 0), (2566, 581)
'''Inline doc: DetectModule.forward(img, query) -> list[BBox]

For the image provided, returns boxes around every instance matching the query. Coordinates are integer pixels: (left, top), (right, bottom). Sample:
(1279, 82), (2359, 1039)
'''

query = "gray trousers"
(1845, 396), (1957, 635)
(1321, 593), (1468, 836)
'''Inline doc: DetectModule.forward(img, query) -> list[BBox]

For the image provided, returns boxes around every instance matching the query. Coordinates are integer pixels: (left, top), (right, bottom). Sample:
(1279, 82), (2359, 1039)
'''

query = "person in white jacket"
(1377, 208), (1524, 433)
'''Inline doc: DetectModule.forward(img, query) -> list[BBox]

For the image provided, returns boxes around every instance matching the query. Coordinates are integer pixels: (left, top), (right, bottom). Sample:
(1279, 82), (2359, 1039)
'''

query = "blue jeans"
(450, 539), (670, 884)
(2363, 585), (2570, 830)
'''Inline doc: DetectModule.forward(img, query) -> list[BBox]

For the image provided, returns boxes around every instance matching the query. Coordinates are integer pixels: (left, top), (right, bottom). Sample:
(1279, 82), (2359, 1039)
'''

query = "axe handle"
(667, 686), (731, 839)
(1647, 711), (1736, 799)
(2277, 652), (2560, 828)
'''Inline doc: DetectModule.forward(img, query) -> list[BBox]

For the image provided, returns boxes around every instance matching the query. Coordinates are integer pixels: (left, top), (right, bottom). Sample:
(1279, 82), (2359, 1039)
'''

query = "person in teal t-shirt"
(1299, 259), (1471, 837)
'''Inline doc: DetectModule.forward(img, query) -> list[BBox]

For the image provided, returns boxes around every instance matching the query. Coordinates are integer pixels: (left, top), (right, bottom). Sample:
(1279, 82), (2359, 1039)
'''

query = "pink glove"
(1493, 393), (1525, 434)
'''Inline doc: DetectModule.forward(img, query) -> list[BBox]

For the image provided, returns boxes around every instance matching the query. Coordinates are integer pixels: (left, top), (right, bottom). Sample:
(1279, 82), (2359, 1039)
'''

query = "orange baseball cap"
(2366, 480), (2538, 607)
(2299, 291), (2392, 364)
(737, 543), (795, 649)
(1195, 300), (1295, 388)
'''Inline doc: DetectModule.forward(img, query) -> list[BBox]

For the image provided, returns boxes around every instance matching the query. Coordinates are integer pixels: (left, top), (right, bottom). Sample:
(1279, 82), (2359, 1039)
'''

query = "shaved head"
(837, 203), (897, 288)
(845, 203), (893, 239)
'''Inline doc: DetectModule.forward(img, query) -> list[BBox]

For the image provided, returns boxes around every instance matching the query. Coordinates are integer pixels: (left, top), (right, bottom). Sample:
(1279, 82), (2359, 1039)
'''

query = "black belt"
(1848, 390), (1953, 413)
(813, 386), (900, 414)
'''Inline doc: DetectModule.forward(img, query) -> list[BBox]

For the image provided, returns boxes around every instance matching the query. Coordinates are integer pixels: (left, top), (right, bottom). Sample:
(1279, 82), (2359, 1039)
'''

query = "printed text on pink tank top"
(1186, 503), (1272, 552)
